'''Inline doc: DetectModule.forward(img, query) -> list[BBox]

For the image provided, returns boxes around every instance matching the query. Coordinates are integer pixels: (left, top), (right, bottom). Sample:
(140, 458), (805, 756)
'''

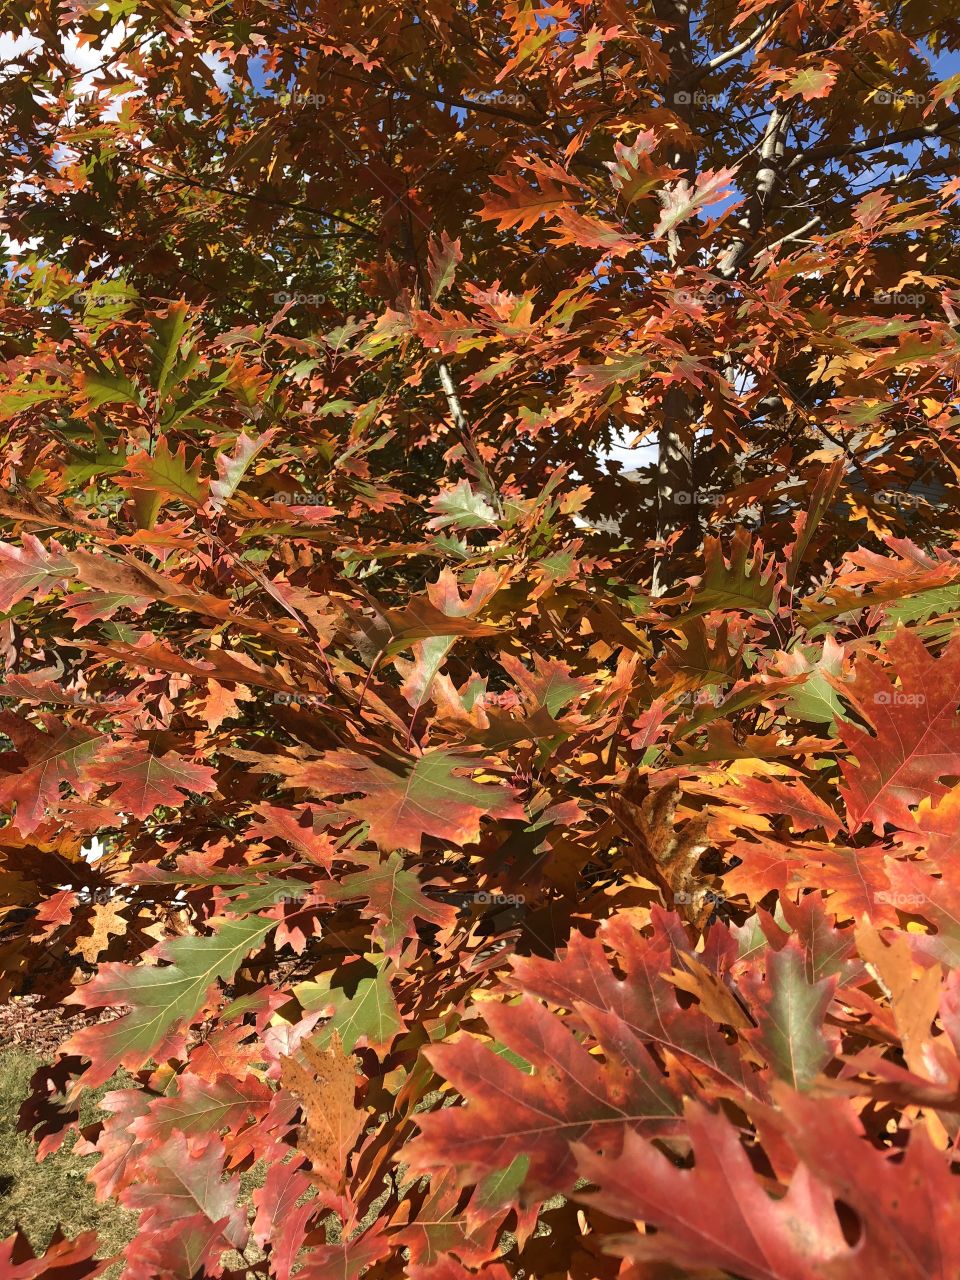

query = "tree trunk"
(651, 0), (699, 596)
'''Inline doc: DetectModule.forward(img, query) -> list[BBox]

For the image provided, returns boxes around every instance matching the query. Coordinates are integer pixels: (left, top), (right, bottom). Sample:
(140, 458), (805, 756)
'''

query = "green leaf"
(427, 231), (462, 302)
(472, 1153), (531, 1219)
(330, 852), (457, 956)
(118, 436), (207, 511)
(427, 480), (498, 531)
(66, 913), (278, 1087)
(783, 66), (838, 101)
(747, 942), (836, 1090)
(297, 956), (403, 1051)
(877, 583), (960, 642)
(80, 370), (142, 409)
(149, 302), (196, 403)
(681, 529), (776, 618)
(778, 639), (847, 731)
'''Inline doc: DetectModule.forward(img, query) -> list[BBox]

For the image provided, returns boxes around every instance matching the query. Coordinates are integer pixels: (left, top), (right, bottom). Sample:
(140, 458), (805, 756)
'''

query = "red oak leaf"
(276, 748), (525, 850)
(86, 745), (217, 819)
(832, 628), (960, 833)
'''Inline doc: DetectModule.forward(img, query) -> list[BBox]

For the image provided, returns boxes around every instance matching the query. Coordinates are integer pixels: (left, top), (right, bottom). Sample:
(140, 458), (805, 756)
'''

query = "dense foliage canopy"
(3, 1), (960, 1276)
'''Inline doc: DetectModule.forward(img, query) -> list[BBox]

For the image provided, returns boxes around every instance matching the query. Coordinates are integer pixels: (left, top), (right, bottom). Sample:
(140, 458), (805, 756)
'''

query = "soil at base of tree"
(0, 995), (116, 1059)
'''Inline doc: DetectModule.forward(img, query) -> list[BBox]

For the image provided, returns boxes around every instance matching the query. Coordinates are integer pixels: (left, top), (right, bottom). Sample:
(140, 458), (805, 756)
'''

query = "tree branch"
(790, 117), (960, 168)
(135, 160), (378, 241)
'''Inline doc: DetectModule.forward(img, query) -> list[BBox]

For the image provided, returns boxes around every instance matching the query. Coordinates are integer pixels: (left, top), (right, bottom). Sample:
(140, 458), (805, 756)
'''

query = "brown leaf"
(75, 900), (129, 963)
(281, 1033), (365, 1193)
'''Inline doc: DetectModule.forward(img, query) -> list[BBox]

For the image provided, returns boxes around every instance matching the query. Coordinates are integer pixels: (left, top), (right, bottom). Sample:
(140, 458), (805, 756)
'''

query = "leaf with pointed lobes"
(654, 166), (741, 238)
(354, 590), (499, 675)
(63, 913), (278, 1088)
(326, 853), (458, 958)
(785, 458), (844, 584)
(281, 748), (525, 851)
(0, 535), (74, 610)
(297, 955), (404, 1051)
(392, 1167), (504, 1271)
(729, 776), (843, 838)
(85, 745), (217, 819)
(407, 989), (684, 1198)
(776, 65), (840, 101)
(253, 1162), (316, 1280)
(772, 635), (847, 730)
(505, 915), (756, 1100)
(427, 479), (499, 531)
(548, 206), (642, 254)
(679, 527), (777, 617)
(294, 1225), (392, 1279)
(281, 1033), (365, 1195)
(0, 712), (104, 835)
(0, 1229), (110, 1280)
(882, 860), (960, 970)
(75, 1087), (152, 1201)
(33, 888), (79, 938)
(400, 569), (501, 712)
(799, 540), (960, 627)
(120, 1131), (247, 1251)
(740, 939), (838, 1090)
(606, 131), (681, 206)
(116, 435), (207, 506)
(911, 789), (960, 873)
(130, 1071), (272, 1143)
(480, 170), (570, 233)
(573, 1099), (853, 1278)
(253, 802), (339, 867)
(209, 427), (278, 511)
(408, 1262), (512, 1280)
(427, 231), (462, 302)
(499, 653), (593, 719)
(832, 627), (960, 833)
(121, 1213), (231, 1280)
(769, 1086), (960, 1278)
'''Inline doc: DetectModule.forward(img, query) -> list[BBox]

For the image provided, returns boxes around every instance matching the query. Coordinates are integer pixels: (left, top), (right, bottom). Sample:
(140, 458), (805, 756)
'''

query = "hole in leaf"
(834, 1199), (862, 1247)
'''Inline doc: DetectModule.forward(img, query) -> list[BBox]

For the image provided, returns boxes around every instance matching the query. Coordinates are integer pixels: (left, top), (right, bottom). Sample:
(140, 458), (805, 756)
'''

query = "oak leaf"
(288, 748), (525, 851)
(281, 1033), (365, 1194)
(833, 627), (960, 832)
